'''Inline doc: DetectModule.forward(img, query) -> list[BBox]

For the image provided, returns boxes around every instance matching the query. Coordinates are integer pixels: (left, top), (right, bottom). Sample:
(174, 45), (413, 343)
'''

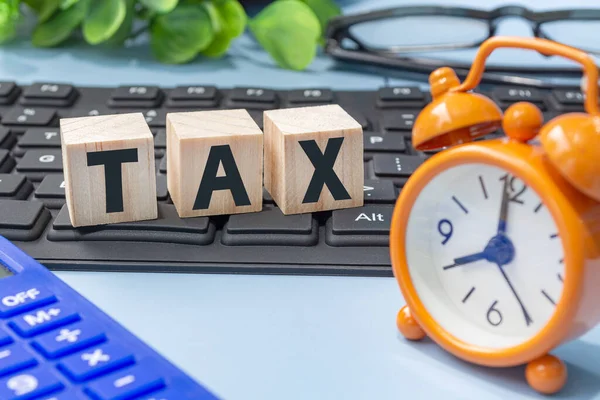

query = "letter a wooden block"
(166, 109), (263, 218)
(60, 113), (157, 227)
(264, 104), (364, 215)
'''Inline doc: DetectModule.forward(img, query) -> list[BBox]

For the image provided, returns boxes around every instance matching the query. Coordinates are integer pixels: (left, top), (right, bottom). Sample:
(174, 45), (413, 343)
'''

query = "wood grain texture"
(264, 104), (364, 215)
(60, 113), (157, 227)
(167, 109), (263, 218)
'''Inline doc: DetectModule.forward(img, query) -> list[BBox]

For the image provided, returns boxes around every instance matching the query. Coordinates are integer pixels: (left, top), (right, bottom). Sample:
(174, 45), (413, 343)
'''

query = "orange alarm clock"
(389, 36), (600, 395)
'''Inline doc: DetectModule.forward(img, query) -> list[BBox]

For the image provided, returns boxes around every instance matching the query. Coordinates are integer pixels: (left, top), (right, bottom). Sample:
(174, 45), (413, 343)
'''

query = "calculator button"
(9, 304), (80, 337)
(0, 287), (57, 318)
(85, 365), (165, 400)
(0, 343), (38, 378)
(0, 329), (12, 346)
(32, 321), (107, 359)
(0, 366), (64, 400)
(58, 343), (134, 382)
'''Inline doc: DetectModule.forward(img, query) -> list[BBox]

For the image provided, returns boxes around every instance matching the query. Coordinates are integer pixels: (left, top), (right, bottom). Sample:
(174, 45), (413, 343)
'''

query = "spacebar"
(47, 204), (215, 245)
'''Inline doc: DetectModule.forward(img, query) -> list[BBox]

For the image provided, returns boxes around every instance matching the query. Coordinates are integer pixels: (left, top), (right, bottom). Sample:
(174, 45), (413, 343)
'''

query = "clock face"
(404, 162), (565, 349)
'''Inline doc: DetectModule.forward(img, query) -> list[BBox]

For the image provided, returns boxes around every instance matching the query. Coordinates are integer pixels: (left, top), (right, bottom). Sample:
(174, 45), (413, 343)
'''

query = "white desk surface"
(1, 0), (600, 399)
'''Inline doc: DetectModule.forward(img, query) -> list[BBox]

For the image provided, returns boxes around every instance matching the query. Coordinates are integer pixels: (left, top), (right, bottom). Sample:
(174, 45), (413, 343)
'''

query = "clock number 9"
(486, 300), (503, 326)
(438, 219), (453, 245)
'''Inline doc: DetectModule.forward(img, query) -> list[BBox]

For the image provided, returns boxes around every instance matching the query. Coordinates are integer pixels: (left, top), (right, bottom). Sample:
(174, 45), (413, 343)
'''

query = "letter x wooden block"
(60, 113), (157, 227)
(264, 104), (364, 215)
(166, 109), (264, 218)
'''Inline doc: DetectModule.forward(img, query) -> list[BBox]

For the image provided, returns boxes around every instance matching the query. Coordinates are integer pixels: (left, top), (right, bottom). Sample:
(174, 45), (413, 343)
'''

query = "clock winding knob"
(502, 102), (544, 142)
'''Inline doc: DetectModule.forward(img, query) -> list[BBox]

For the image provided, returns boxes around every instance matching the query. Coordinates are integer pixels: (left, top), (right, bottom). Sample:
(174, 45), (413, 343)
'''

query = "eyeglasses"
(324, 5), (600, 87)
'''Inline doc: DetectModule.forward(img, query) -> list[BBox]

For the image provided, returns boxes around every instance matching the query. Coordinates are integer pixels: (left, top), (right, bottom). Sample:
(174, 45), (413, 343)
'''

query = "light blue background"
(2, 0), (600, 399)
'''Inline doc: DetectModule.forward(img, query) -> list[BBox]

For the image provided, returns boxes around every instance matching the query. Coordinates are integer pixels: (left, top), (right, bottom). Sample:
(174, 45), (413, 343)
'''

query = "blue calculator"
(0, 236), (219, 400)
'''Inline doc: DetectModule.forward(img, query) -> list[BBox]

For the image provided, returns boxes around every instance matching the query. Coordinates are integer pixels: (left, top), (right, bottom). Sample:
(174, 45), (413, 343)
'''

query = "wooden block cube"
(60, 113), (157, 227)
(166, 109), (263, 218)
(264, 104), (364, 215)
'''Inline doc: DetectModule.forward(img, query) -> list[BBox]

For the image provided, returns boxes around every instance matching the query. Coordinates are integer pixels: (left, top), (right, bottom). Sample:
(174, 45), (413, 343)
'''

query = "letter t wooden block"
(264, 104), (364, 215)
(166, 109), (263, 218)
(60, 113), (157, 227)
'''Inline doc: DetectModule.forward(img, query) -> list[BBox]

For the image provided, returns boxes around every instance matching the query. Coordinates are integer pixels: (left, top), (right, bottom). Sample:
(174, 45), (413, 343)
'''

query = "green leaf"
(31, 0), (88, 47)
(60, 0), (80, 10)
(23, 0), (61, 22)
(249, 0), (320, 70)
(140, 0), (178, 14)
(83, 0), (126, 45)
(105, 0), (135, 46)
(214, 0), (246, 38)
(150, 3), (215, 64)
(300, 0), (340, 35)
(0, 0), (20, 43)
(201, 0), (246, 58)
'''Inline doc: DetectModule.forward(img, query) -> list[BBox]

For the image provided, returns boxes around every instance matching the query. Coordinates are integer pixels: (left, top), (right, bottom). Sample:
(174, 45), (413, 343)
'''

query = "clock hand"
(443, 252), (487, 270)
(497, 175), (510, 234)
(496, 264), (533, 326)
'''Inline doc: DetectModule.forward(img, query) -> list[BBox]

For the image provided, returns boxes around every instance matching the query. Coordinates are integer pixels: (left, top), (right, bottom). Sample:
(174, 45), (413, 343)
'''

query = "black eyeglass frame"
(324, 5), (600, 87)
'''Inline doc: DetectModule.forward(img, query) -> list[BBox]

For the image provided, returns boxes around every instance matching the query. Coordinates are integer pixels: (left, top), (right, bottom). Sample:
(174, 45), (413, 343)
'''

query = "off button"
(0, 286), (57, 318)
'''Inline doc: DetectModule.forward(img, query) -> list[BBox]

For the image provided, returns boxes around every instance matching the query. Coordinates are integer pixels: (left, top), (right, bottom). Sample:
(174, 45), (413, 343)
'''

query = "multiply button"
(85, 365), (165, 400)
(0, 343), (37, 378)
(0, 286), (57, 318)
(32, 320), (107, 359)
(8, 304), (80, 338)
(58, 343), (134, 382)
(0, 366), (64, 400)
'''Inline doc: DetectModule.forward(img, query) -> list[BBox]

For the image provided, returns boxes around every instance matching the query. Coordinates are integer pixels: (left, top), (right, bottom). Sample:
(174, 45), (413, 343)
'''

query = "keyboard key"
(0, 329), (12, 346)
(111, 86), (160, 101)
(492, 86), (544, 103)
(69, 106), (112, 118)
(119, 109), (166, 128)
(2, 107), (56, 126)
(39, 389), (88, 399)
(0, 149), (14, 173)
(363, 132), (406, 153)
(325, 205), (393, 246)
(85, 365), (165, 400)
(18, 128), (61, 149)
(0, 174), (30, 199)
(0, 343), (38, 377)
(552, 89), (584, 105)
(287, 89), (333, 104)
(378, 86), (423, 101)
(381, 111), (417, 131)
(222, 207), (318, 246)
(23, 83), (74, 99)
(0, 82), (18, 104)
(35, 175), (66, 199)
(109, 86), (163, 108)
(169, 85), (217, 100)
(0, 127), (14, 148)
(16, 150), (63, 181)
(9, 304), (80, 337)
(231, 87), (275, 103)
(0, 286), (57, 318)
(159, 156), (167, 173)
(21, 83), (77, 107)
(373, 154), (423, 177)
(156, 175), (168, 201)
(32, 320), (107, 359)
(344, 108), (369, 129)
(0, 200), (51, 241)
(248, 110), (263, 129)
(48, 204), (215, 245)
(58, 343), (134, 382)
(0, 366), (64, 400)
(363, 180), (397, 204)
(154, 129), (166, 148)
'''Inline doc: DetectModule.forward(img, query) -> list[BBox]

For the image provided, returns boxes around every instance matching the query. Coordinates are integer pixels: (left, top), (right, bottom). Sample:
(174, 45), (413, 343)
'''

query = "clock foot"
(396, 305), (426, 340)
(525, 354), (567, 395)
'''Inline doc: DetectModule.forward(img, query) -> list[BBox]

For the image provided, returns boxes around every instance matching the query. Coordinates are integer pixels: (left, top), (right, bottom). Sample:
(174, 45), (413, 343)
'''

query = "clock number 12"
(499, 174), (527, 204)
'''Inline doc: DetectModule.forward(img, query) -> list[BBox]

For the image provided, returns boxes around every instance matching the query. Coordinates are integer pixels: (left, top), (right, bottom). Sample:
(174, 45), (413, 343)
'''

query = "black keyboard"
(0, 82), (584, 276)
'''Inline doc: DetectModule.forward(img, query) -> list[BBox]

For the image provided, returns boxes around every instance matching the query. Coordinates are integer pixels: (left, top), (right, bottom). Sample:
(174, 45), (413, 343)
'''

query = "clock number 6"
(438, 219), (453, 245)
(486, 300), (503, 326)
